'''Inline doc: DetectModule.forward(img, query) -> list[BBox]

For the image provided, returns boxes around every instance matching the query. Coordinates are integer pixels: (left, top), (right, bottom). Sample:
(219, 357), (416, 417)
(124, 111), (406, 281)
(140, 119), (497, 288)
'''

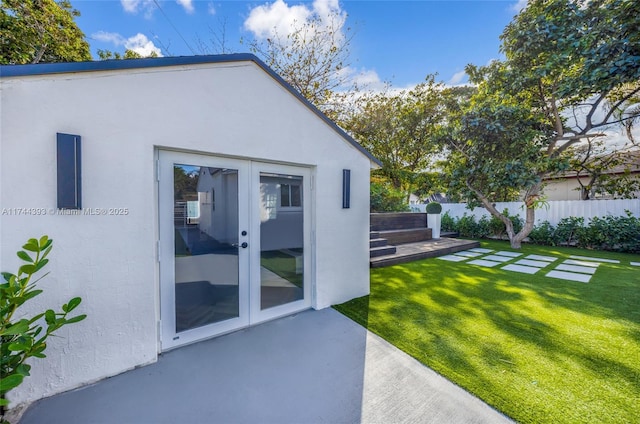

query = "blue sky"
(72, 0), (527, 88)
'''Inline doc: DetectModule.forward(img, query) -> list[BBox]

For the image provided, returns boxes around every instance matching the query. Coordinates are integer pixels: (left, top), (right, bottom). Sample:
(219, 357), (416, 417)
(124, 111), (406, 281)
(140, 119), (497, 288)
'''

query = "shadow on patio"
(19, 309), (512, 424)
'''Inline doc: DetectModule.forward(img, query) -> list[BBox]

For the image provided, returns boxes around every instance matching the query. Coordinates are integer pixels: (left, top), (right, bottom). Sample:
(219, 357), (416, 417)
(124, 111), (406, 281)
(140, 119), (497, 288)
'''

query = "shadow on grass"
(334, 245), (640, 424)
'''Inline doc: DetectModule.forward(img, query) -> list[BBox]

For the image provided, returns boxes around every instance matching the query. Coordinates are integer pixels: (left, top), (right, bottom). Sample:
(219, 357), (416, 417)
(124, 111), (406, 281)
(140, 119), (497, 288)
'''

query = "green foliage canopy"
(442, 0), (640, 248)
(0, 0), (91, 64)
(345, 76), (450, 195)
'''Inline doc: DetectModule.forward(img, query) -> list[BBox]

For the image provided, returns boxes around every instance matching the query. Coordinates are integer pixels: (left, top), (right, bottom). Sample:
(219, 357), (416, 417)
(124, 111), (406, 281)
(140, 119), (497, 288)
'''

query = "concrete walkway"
(20, 309), (513, 424)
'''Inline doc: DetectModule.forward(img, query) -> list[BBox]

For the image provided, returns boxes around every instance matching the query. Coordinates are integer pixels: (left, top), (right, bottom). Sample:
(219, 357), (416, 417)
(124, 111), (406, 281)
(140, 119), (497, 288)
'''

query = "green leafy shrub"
(577, 212), (640, 253)
(508, 211), (524, 235)
(441, 211), (457, 232)
(370, 181), (409, 212)
(1, 236), (86, 422)
(555, 217), (585, 246)
(425, 202), (442, 214)
(527, 221), (557, 245)
(478, 215), (492, 238)
(444, 209), (638, 253)
(456, 214), (490, 239)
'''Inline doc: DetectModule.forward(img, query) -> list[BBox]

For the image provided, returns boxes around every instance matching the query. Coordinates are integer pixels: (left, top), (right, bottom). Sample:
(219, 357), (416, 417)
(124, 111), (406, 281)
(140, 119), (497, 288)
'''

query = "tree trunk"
(465, 181), (541, 249)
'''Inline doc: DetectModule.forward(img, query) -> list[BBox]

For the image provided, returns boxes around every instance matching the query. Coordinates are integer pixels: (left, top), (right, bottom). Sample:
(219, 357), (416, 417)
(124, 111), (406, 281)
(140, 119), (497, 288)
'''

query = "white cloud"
(207, 2), (216, 15)
(244, 0), (346, 41)
(448, 70), (467, 85)
(92, 31), (163, 57)
(176, 0), (194, 14)
(121, 0), (193, 17)
(511, 0), (528, 12)
(120, 0), (156, 18)
(125, 33), (163, 56)
(93, 31), (126, 45)
(351, 69), (383, 88)
(244, 0), (312, 40)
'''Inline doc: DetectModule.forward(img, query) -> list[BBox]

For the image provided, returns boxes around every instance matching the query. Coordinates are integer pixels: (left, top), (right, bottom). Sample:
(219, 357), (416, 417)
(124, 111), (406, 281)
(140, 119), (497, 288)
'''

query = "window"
(280, 183), (301, 207)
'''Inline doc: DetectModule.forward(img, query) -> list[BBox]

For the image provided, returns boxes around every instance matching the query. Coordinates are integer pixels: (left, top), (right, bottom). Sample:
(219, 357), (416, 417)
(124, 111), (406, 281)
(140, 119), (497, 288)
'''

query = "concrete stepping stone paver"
(563, 259), (601, 268)
(452, 251), (483, 258)
(469, 248), (493, 253)
(631, 262), (640, 267)
(514, 259), (550, 268)
(493, 251), (522, 258)
(525, 254), (557, 262)
(555, 264), (597, 275)
(547, 270), (592, 283)
(502, 264), (540, 274)
(438, 255), (468, 262)
(569, 255), (619, 264)
(482, 254), (513, 263)
(468, 259), (501, 267)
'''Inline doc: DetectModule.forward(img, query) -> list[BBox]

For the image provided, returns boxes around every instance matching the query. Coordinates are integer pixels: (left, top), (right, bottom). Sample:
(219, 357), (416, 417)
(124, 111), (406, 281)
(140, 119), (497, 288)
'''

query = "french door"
(158, 150), (311, 350)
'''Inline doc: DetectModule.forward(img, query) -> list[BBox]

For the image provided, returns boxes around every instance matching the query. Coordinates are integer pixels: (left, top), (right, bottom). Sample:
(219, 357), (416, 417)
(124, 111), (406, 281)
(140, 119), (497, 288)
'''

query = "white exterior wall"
(0, 61), (371, 406)
(543, 177), (640, 201)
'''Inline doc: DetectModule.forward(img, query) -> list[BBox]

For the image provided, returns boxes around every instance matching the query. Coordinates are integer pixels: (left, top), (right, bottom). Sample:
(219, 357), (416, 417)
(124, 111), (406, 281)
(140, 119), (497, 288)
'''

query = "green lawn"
(334, 240), (640, 423)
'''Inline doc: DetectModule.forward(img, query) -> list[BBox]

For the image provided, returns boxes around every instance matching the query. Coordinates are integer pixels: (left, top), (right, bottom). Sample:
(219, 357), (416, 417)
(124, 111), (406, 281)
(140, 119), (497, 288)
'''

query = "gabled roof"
(0, 53), (381, 167)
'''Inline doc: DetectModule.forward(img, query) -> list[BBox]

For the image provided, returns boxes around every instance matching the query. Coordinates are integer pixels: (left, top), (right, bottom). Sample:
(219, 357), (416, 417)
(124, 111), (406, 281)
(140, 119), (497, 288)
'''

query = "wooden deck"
(370, 237), (480, 268)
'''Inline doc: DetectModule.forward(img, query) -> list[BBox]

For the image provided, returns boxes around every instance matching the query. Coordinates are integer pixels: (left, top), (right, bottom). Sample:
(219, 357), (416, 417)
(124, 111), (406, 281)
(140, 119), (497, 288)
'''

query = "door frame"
(249, 161), (313, 324)
(158, 150), (251, 350)
(157, 150), (314, 351)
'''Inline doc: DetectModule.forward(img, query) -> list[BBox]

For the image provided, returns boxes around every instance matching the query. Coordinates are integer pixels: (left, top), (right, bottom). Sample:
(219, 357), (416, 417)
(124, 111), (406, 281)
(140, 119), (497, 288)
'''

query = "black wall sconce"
(342, 169), (351, 209)
(57, 133), (82, 209)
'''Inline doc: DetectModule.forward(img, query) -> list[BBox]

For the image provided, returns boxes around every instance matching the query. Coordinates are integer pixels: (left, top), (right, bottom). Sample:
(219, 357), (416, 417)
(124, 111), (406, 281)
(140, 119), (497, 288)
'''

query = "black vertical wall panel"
(342, 169), (351, 209)
(57, 133), (82, 209)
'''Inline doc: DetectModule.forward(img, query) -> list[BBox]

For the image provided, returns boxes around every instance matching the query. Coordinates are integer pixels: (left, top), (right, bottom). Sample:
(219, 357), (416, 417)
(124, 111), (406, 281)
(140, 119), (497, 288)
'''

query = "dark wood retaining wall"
(370, 213), (431, 245)
(370, 212), (427, 231)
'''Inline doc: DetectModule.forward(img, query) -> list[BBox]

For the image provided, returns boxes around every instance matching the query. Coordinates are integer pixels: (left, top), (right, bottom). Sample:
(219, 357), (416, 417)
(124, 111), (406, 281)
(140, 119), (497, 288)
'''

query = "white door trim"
(157, 150), (314, 351)
(249, 162), (313, 324)
(158, 150), (250, 350)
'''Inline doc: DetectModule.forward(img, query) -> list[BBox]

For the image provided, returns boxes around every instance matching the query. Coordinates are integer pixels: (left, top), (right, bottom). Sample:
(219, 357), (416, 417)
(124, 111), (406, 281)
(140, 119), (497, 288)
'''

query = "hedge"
(442, 210), (640, 253)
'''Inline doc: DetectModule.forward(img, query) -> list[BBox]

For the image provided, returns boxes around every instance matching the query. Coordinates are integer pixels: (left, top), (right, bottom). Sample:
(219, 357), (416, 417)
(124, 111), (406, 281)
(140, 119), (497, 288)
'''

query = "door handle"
(232, 242), (249, 249)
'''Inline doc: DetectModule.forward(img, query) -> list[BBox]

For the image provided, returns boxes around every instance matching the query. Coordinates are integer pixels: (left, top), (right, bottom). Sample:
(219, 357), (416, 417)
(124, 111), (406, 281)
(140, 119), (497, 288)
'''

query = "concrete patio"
(19, 308), (513, 424)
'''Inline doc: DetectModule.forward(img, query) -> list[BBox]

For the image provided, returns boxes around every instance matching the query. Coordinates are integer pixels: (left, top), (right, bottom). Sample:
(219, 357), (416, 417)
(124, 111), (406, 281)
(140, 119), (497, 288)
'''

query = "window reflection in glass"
(173, 164), (240, 332)
(259, 173), (304, 310)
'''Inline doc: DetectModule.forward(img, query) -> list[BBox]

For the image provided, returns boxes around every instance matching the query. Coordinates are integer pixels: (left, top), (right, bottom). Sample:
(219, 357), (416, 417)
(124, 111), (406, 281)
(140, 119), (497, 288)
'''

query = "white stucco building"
(0, 54), (379, 408)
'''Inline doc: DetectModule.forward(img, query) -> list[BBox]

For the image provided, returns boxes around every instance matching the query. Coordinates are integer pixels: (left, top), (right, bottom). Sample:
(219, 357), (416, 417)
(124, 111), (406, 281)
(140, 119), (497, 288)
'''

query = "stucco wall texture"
(0, 59), (372, 407)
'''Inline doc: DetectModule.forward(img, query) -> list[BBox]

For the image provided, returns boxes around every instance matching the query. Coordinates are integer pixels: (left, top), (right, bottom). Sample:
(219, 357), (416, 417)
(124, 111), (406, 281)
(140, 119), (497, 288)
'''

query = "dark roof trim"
(0, 53), (382, 167)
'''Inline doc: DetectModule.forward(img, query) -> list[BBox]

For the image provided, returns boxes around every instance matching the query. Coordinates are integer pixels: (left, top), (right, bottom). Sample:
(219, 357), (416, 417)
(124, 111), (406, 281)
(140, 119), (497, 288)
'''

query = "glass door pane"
(259, 173), (304, 310)
(174, 164), (239, 332)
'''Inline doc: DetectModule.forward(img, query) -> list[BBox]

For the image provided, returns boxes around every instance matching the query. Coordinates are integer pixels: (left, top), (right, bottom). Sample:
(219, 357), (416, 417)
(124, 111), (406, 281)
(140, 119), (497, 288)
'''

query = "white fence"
(414, 199), (640, 226)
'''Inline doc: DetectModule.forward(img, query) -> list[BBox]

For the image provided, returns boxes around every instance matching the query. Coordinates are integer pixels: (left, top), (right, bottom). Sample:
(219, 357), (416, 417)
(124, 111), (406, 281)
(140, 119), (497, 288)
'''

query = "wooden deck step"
(370, 238), (388, 248)
(370, 245), (397, 258)
(369, 231), (380, 239)
(370, 238), (480, 268)
(379, 228), (432, 245)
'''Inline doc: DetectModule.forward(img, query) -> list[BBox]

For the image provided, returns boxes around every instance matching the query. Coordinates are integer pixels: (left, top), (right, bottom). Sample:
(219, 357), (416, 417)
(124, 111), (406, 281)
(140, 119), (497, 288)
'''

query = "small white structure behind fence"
(415, 199), (640, 226)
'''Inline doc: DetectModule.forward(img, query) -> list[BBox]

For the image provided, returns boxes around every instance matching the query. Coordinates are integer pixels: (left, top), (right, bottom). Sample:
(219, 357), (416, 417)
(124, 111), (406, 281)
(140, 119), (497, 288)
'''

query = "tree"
(443, 0), (640, 248)
(0, 0), (91, 64)
(344, 76), (449, 198)
(246, 10), (357, 121)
